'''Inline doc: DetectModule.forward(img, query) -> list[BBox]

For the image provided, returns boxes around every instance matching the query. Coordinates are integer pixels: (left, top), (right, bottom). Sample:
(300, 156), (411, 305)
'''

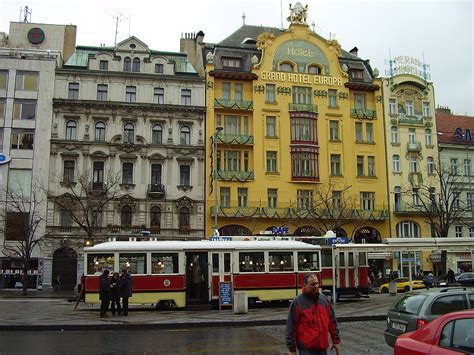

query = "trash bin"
(389, 281), (397, 296)
(233, 291), (248, 314)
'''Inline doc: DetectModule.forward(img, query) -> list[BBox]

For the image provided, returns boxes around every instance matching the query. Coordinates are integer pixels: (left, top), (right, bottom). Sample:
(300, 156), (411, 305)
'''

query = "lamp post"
(213, 126), (223, 236)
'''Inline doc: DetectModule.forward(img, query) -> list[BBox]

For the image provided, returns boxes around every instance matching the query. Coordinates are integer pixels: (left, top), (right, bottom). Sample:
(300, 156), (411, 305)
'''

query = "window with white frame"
(396, 221), (420, 238)
(0, 100), (5, 120)
(122, 162), (134, 184)
(412, 188), (421, 205)
(266, 116), (276, 137)
(393, 155), (401, 172)
(60, 210), (72, 227)
(224, 115), (240, 134)
(328, 89), (337, 107)
(125, 86), (136, 102)
(409, 156), (418, 172)
(366, 123), (373, 143)
(0, 71), (8, 89)
(180, 126), (191, 145)
(280, 62), (294, 72)
(68, 83), (79, 100)
(455, 225), (463, 238)
(97, 84), (108, 100)
(389, 99), (397, 114)
(11, 129), (34, 150)
(357, 155), (364, 176)
(99, 60), (108, 70)
(234, 83), (243, 101)
(123, 123), (134, 143)
(468, 227), (474, 238)
(63, 160), (75, 183)
(427, 157), (435, 174)
(65, 120), (77, 140)
(297, 190), (313, 209)
(266, 151), (277, 173)
(220, 187), (230, 208)
(266, 84), (276, 102)
(332, 191), (342, 209)
(224, 151), (240, 171)
(181, 89), (191, 105)
(95, 121), (106, 141)
(467, 192), (473, 211)
(179, 165), (190, 186)
(391, 126), (399, 144)
(405, 100), (414, 115)
(368, 156), (375, 176)
(329, 120), (339, 141)
(8, 169), (32, 197)
(15, 71), (39, 91)
(450, 158), (458, 175)
(13, 100), (36, 120)
(155, 63), (164, 73)
(423, 102), (430, 117)
(268, 189), (277, 208)
(355, 122), (362, 143)
(453, 192), (461, 209)
(330, 154), (341, 176)
(238, 188), (248, 207)
(154, 87), (164, 104)
(354, 93), (366, 110)
(360, 192), (375, 210)
(408, 128), (416, 143)
(464, 159), (471, 176)
(222, 57), (242, 68)
(152, 124), (163, 144)
(222, 82), (230, 100)
(425, 129), (432, 146)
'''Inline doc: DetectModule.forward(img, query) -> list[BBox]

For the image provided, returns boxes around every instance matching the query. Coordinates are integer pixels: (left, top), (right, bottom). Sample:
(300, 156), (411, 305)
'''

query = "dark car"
(456, 272), (474, 285)
(384, 287), (474, 347)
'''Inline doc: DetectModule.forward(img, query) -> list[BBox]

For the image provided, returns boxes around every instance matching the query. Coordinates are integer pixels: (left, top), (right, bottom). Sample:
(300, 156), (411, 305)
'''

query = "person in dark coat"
(447, 269), (456, 285)
(120, 268), (132, 316)
(423, 273), (435, 289)
(110, 272), (121, 316)
(99, 270), (111, 318)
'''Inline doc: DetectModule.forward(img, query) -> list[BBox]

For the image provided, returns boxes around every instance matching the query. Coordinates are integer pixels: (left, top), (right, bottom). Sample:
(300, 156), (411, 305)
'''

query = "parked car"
(394, 310), (474, 354)
(379, 278), (425, 293)
(456, 272), (474, 285)
(384, 287), (474, 347)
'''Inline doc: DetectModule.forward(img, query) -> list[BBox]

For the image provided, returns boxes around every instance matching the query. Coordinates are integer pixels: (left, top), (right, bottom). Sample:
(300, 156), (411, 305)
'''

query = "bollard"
(389, 281), (397, 296)
(233, 292), (248, 314)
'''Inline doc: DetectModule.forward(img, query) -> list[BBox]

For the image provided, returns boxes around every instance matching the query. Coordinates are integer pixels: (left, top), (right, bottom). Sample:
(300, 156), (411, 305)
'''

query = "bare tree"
(403, 165), (470, 238)
(47, 171), (124, 245)
(0, 184), (50, 296)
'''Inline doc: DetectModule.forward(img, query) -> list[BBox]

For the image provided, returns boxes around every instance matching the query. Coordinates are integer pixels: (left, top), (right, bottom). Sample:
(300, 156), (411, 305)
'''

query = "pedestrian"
(52, 274), (61, 292)
(191, 256), (204, 299)
(447, 268), (455, 285)
(99, 269), (111, 318)
(120, 268), (132, 316)
(423, 272), (435, 290)
(110, 272), (122, 316)
(285, 272), (341, 355)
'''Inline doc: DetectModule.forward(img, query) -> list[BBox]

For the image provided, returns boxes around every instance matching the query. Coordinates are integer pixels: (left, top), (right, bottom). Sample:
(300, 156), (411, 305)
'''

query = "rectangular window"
(5, 212), (29, 241)
(15, 71), (39, 91)
(99, 60), (108, 70)
(224, 115), (240, 135)
(455, 225), (463, 238)
(423, 102), (430, 117)
(93, 162), (104, 186)
(243, 151), (249, 171)
(464, 159), (471, 176)
(151, 163), (162, 185)
(87, 254), (114, 274)
(366, 123), (373, 143)
(450, 158), (458, 175)
(222, 57), (242, 68)
(122, 162), (133, 184)
(297, 190), (313, 209)
(298, 252), (319, 271)
(268, 189), (277, 208)
(330, 154), (341, 176)
(154, 87), (164, 104)
(119, 253), (147, 274)
(355, 122), (362, 143)
(425, 130), (433, 146)
(151, 253), (178, 274)
(269, 252), (294, 272)
(329, 121), (339, 141)
(328, 89), (337, 107)
(393, 155), (400, 172)
(0, 100), (5, 120)
(222, 82), (231, 100)
(410, 157), (418, 172)
(179, 165), (190, 186)
(469, 227), (474, 238)
(239, 252), (264, 272)
(332, 191), (342, 209)
(238, 188), (248, 208)
(181, 89), (191, 106)
(8, 169), (32, 197)
(68, 83), (79, 100)
(266, 151), (277, 173)
(427, 157), (434, 174)
(234, 83), (243, 101)
(292, 86), (312, 105)
(11, 129), (34, 149)
(266, 116), (276, 137)
(357, 155), (364, 176)
(97, 84), (108, 101)
(220, 187), (230, 208)
(354, 93), (366, 110)
(368, 156), (375, 176)
(406, 100), (414, 115)
(466, 192), (473, 211)
(391, 127), (399, 144)
(389, 99), (397, 114)
(63, 160), (75, 183)
(154, 63), (164, 73)
(125, 86), (136, 103)
(360, 192), (375, 210)
(266, 84), (276, 103)
(224, 151), (240, 171)
(13, 100), (36, 120)
(60, 209), (72, 228)
(409, 128), (416, 143)
(0, 71), (7, 89)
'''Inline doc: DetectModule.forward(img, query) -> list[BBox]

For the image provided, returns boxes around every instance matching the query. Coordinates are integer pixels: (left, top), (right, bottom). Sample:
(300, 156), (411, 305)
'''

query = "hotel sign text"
(260, 71), (343, 86)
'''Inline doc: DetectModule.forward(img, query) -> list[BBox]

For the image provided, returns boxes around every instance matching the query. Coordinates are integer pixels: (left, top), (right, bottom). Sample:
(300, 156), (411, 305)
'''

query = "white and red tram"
(83, 239), (321, 308)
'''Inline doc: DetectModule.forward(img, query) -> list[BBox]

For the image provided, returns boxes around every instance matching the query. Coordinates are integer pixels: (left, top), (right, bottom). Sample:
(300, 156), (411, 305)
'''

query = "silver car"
(384, 288), (474, 347)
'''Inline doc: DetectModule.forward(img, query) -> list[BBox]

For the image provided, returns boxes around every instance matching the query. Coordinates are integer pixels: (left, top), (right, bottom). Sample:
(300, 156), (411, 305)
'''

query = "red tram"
(83, 239), (321, 308)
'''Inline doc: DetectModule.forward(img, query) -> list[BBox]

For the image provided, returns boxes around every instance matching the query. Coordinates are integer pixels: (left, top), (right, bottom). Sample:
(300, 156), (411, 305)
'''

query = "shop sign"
(429, 251), (442, 263)
(260, 71), (343, 86)
(328, 236), (349, 245)
(454, 128), (472, 143)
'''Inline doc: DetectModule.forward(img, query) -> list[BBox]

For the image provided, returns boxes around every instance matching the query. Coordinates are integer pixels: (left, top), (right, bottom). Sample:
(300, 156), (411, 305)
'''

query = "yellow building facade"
(203, 18), (389, 241)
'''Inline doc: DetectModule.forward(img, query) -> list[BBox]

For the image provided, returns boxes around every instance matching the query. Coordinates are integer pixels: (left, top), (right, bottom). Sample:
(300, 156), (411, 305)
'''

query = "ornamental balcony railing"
(350, 108), (377, 119)
(215, 170), (254, 182)
(288, 103), (318, 113)
(216, 133), (254, 145)
(393, 202), (438, 215)
(147, 184), (165, 198)
(407, 141), (422, 152)
(396, 114), (425, 125)
(214, 98), (253, 110)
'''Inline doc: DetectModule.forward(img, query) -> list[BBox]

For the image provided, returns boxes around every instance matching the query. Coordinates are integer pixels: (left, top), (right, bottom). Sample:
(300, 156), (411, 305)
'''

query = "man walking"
(99, 270), (111, 318)
(286, 273), (340, 355)
(120, 268), (132, 316)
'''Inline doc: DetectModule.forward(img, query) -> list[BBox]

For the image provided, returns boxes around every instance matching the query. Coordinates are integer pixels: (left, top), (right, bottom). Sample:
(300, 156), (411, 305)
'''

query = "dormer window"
(222, 57), (241, 69)
(279, 62), (294, 72)
(132, 58), (140, 72)
(123, 57), (131, 71)
(307, 65), (321, 74)
(155, 63), (164, 73)
(99, 60), (108, 70)
(350, 70), (364, 80)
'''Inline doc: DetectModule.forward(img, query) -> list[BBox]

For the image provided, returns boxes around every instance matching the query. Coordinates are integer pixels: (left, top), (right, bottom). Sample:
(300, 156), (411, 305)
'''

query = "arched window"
(152, 124), (163, 144)
(95, 121), (106, 141)
(132, 58), (140, 72)
(65, 120), (77, 140)
(180, 126), (190, 145)
(307, 65), (321, 74)
(150, 206), (161, 227)
(179, 207), (190, 227)
(121, 205), (132, 226)
(123, 123), (134, 144)
(396, 221), (420, 238)
(279, 62), (294, 72)
(123, 57), (131, 71)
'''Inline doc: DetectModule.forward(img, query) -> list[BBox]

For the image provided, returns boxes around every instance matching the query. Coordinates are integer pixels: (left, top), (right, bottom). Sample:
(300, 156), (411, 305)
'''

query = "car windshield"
(390, 293), (427, 315)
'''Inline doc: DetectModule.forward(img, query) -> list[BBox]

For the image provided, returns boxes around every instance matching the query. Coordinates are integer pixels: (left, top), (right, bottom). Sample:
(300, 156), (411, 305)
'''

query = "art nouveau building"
(47, 37), (205, 288)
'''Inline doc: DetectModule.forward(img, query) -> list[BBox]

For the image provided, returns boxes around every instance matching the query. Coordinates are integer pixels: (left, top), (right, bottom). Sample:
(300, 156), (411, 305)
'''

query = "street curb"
(0, 315), (386, 331)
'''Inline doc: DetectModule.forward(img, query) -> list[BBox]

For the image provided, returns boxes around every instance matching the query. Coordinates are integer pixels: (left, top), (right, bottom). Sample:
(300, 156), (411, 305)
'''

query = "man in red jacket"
(285, 273), (340, 355)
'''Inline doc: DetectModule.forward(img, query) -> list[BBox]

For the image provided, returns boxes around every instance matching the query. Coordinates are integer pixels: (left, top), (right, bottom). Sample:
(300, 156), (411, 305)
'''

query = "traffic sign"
(0, 153), (11, 165)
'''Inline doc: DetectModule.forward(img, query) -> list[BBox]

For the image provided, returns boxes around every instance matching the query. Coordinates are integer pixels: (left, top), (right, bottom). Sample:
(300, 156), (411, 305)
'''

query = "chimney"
(350, 46), (358, 56)
(436, 106), (452, 115)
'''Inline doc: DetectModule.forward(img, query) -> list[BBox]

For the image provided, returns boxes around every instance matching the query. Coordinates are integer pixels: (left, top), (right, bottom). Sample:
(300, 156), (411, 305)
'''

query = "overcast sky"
(1, 0), (473, 115)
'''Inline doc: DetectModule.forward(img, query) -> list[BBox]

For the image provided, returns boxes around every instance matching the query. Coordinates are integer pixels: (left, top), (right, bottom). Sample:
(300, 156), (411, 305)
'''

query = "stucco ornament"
(287, 3), (308, 24)
(206, 51), (214, 64)
(373, 68), (379, 78)
(256, 32), (275, 51)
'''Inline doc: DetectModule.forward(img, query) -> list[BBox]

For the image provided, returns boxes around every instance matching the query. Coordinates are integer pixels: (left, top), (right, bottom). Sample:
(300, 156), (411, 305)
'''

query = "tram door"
(185, 252), (208, 303)
(210, 252), (232, 299)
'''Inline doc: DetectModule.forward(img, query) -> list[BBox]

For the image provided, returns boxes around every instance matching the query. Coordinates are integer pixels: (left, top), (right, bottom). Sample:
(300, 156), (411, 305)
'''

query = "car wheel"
(381, 287), (388, 293)
(404, 286), (410, 292)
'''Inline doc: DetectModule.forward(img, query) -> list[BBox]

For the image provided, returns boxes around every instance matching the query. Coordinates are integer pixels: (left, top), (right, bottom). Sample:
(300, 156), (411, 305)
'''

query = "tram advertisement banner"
(219, 282), (233, 309)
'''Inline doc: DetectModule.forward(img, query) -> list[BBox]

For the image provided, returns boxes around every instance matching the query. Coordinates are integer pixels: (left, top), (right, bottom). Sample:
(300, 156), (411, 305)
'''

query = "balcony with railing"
(214, 98), (253, 110)
(350, 108), (377, 119)
(216, 133), (254, 145)
(215, 170), (254, 182)
(147, 184), (165, 198)
(407, 141), (422, 152)
(396, 113), (425, 126)
(393, 202), (437, 215)
(88, 182), (106, 195)
(289, 103), (318, 113)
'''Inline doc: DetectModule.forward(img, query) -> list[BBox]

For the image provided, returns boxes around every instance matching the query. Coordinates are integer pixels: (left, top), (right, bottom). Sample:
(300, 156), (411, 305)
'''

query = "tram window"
(359, 252), (368, 266)
(269, 252), (294, 272)
(151, 253), (178, 274)
(239, 252), (265, 272)
(322, 250), (332, 267)
(348, 252), (354, 267)
(212, 253), (219, 273)
(339, 252), (345, 267)
(87, 254), (114, 275)
(119, 253), (147, 274)
(298, 252), (319, 271)
(224, 253), (231, 273)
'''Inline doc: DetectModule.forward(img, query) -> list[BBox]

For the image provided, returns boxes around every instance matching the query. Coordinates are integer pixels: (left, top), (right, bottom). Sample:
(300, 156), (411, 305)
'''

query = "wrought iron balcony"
(215, 170), (254, 181)
(214, 98), (253, 110)
(393, 202), (427, 215)
(407, 141), (422, 152)
(350, 108), (377, 119)
(147, 184), (165, 197)
(397, 114), (424, 125)
(289, 103), (318, 113)
(216, 133), (254, 145)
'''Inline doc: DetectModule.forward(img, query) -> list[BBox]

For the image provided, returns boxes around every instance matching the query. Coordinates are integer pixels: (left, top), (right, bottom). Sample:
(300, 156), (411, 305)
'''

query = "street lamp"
(213, 126), (223, 236)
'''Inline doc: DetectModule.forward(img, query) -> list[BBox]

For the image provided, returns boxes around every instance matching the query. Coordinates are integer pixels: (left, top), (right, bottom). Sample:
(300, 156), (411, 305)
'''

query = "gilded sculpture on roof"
(256, 32), (275, 51)
(287, 3), (308, 25)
